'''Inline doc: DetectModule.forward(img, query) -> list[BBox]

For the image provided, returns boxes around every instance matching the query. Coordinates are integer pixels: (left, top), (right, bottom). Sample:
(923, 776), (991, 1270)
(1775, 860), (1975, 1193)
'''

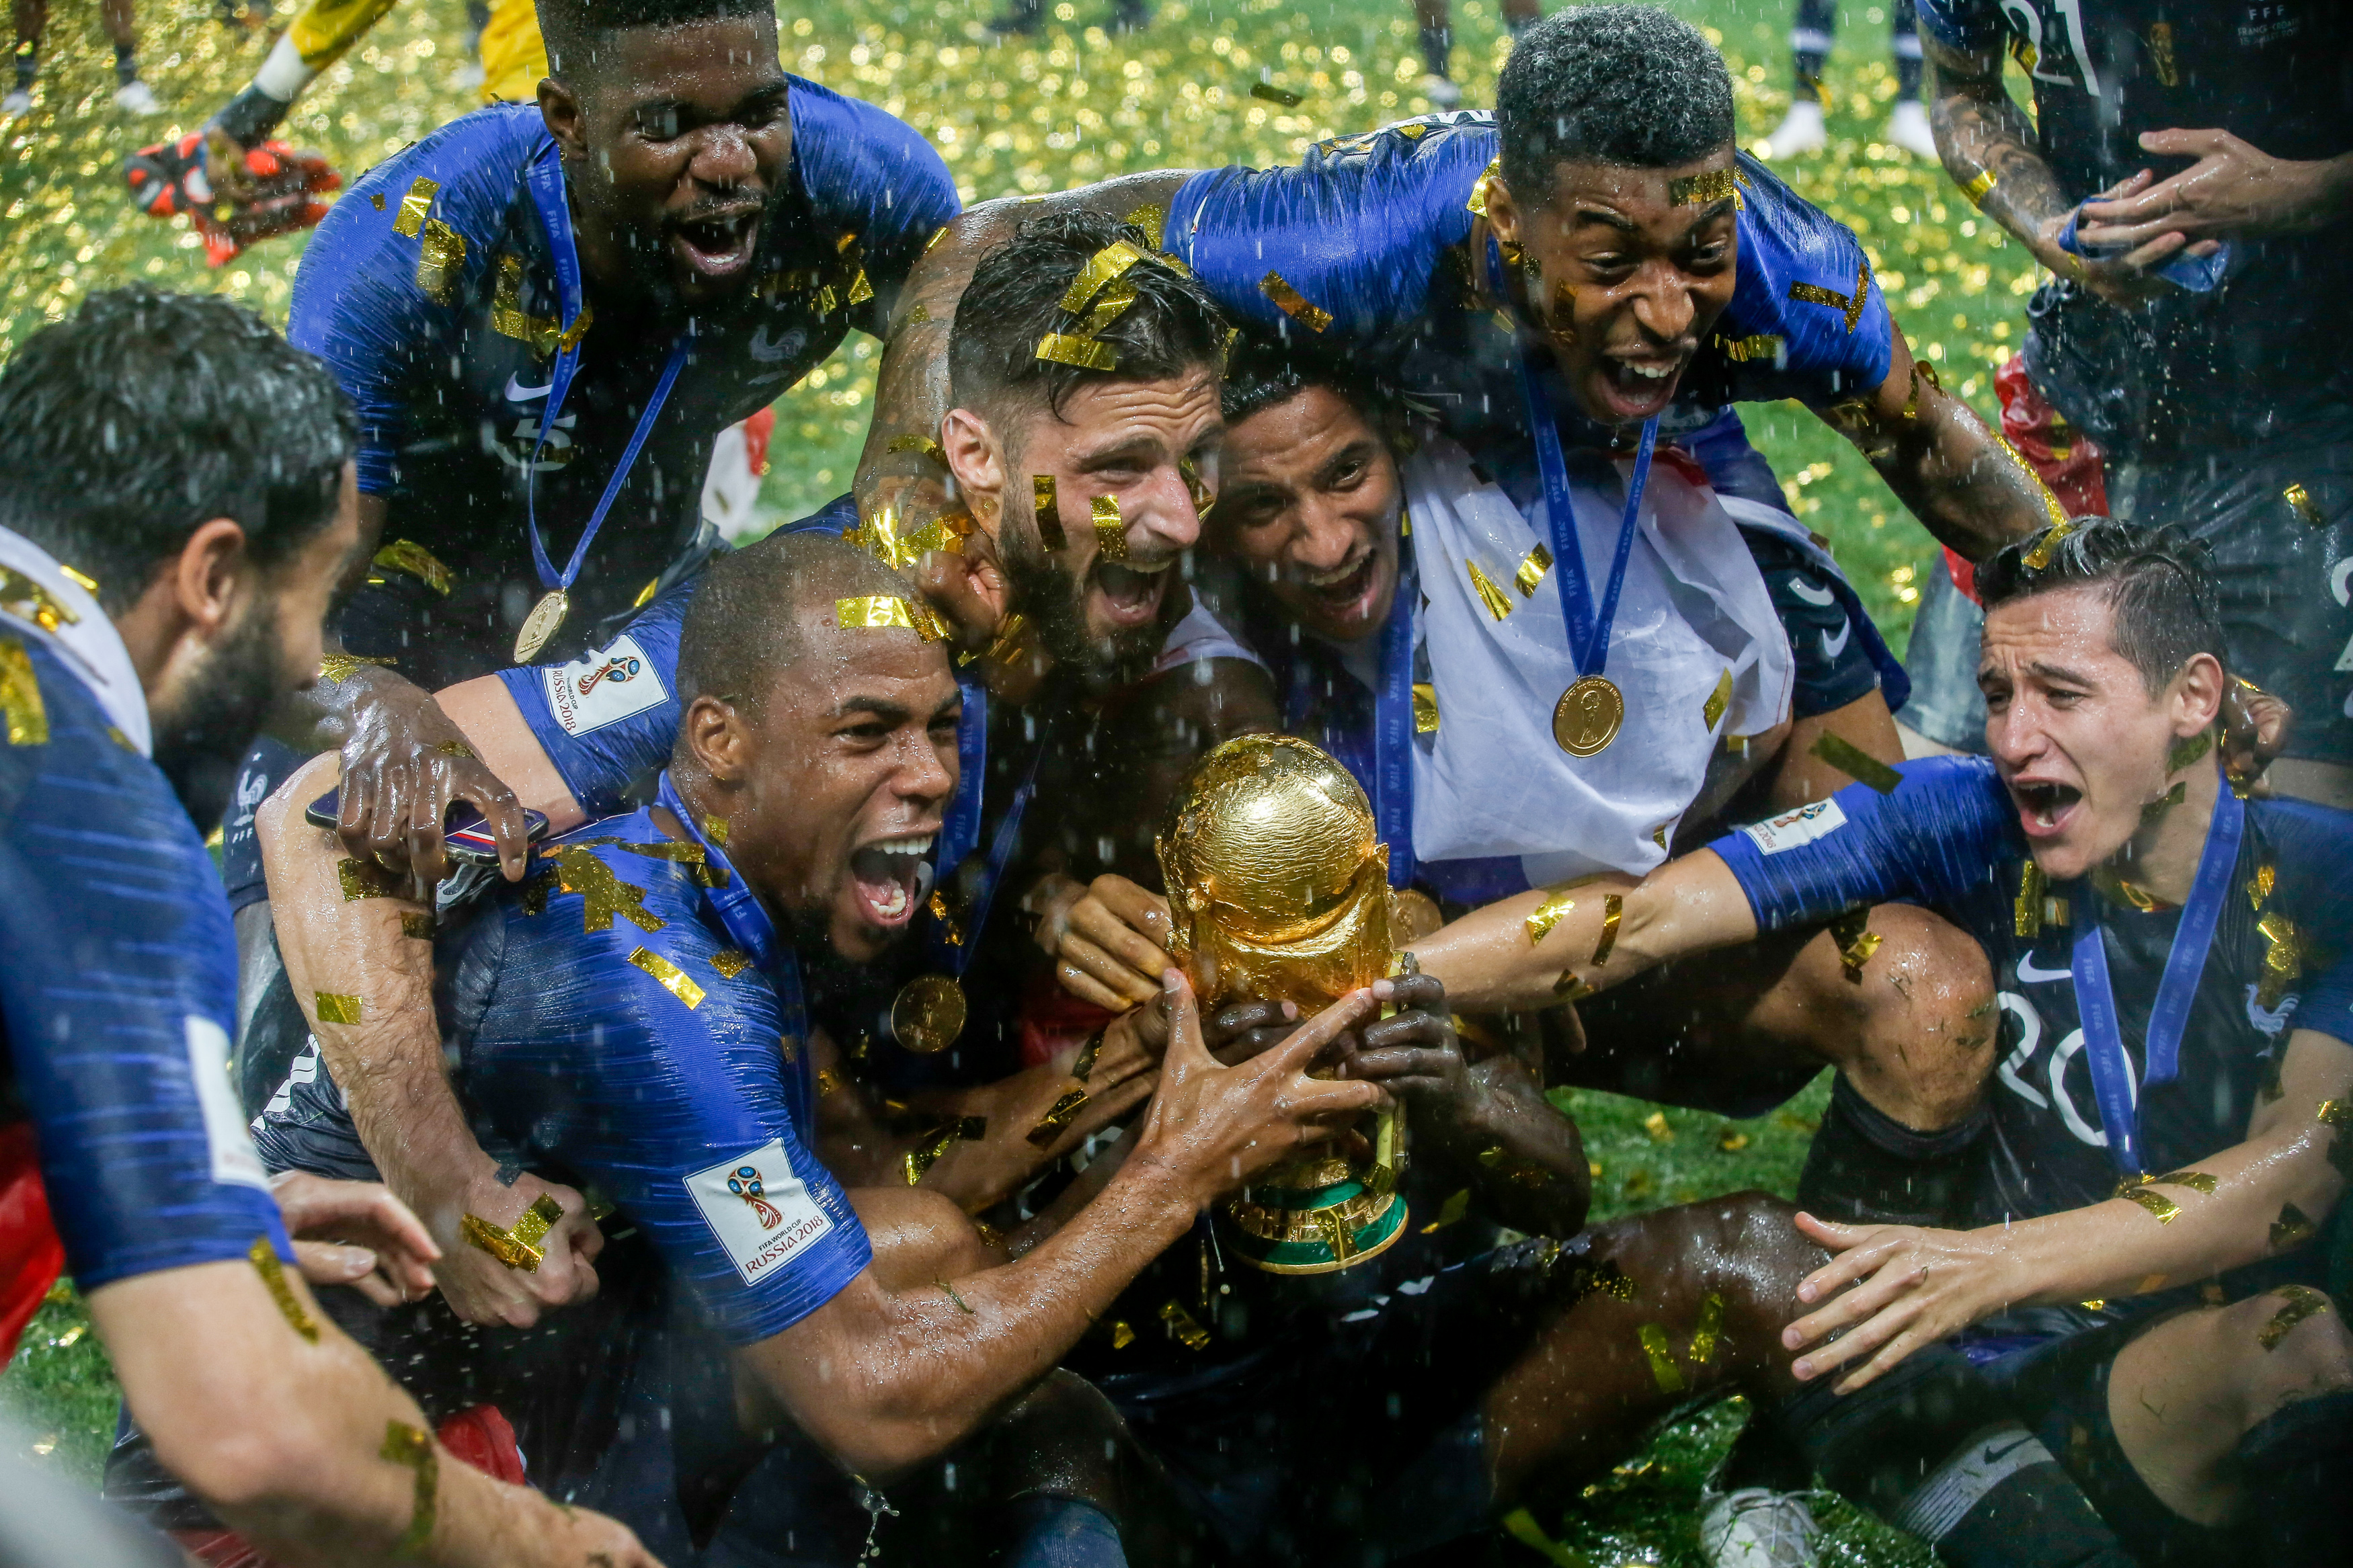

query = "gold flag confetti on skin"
(1091, 494), (1128, 561)
(2146, 1169), (2218, 1194)
(315, 993), (363, 1025)
(0, 638), (46, 747)
(461, 1194), (565, 1272)
(1259, 270), (1332, 332)
(317, 653), (395, 684)
(248, 1237), (319, 1343)
(1829, 909), (1882, 977)
(1592, 895), (1624, 965)
(835, 595), (948, 642)
(1159, 1299), (1213, 1349)
(1033, 474), (1068, 550)
(904, 1116), (987, 1185)
(2137, 780), (2188, 827)
(2283, 483), (2325, 528)
(2270, 1202), (2317, 1249)
(2317, 1099), (2352, 1178)
(2119, 1186), (2181, 1223)
(2167, 728), (2213, 773)
(1811, 732), (1904, 793)
(1467, 560), (1513, 620)
(337, 858), (403, 901)
(1525, 888), (1579, 946)
(391, 175), (436, 237)
(1638, 1323), (1687, 1392)
(372, 539), (454, 596)
(1037, 332), (1119, 370)
(381, 1419), (439, 1557)
(629, 946), (706, 1009)
(1059, 240), (1148, 313)
(1702, 669), (1734, 731)
(1412, 682), (1440, 733)
(1667, 169), (1739, 206)
(2258, 1285), (2332, 1350)
(1687, 1293), (1725, 1364)
(1025, 1086), (1091, 1147)
(884, 433), (946, 464)
(1513, 543), (1552, 596)
(1554, 971), (1595, 1001)
(1466, 155), (1503, 218)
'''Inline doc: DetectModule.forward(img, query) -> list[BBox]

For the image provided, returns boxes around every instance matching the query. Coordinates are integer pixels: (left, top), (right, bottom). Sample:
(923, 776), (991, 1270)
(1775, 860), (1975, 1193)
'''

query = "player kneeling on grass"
(1410, 516), (2353, 1567)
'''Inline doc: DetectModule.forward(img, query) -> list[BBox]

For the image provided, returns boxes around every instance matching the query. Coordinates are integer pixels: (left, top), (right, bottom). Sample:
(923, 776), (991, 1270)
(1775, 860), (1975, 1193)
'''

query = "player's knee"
(2226, 1289), (2353, 1414)
(1835, 905), (1995, 1124)
(1678, 1190), (1818, 1341)
(848, 1187), (996, 1290)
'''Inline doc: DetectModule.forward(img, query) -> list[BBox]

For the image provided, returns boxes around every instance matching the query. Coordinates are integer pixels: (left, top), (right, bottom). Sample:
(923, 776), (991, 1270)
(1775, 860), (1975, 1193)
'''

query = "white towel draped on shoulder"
(1403, 431), (1791, 882)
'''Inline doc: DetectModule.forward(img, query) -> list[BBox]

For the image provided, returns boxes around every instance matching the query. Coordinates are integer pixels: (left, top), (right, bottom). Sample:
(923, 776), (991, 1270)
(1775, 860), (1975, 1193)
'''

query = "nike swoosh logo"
(504, 374), (553, 403)
(1787, 577), (1837, 606)
(1821, 617), (1852, 659)
(1982, 1436), (2034, 1466)
(750, 326), (795, 362)
(2017, 952), (2071, 984)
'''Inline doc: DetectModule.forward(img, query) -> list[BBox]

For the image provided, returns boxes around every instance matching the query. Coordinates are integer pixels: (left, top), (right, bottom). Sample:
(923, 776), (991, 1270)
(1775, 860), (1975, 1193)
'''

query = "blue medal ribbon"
(2069, 774), (2245, 1178)
(1370, 549), (1419, 891)
(522, 142), (691, 604)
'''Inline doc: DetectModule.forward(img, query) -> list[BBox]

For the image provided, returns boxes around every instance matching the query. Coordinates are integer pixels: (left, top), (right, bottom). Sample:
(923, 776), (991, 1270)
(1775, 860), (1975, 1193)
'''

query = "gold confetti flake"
(2022, 517), (2073, 570)
(1059, 241), (1148, 313)
(1025, 1086), (1090, 1147)
(336, 858), (401, 901)
(2283, 483), (2325, 528)
(543, 845), (666, 935)
(414, 218), (467, 304)
(1109, 1319), (1136, 1349)
(317, 653), (395, 684)
(2248, 863), (2277, 911)
(844, 267), (874, 306)
(0, 565), (79, 632)
(1259, 270), (1332, 332)
(248, 1237), (319, 1343)
(381, 1418), (439, 1557)
(1513, 542), (1552, 597)
(2137, 780), (2188, 827)
(904, 1115), (986, 1184)
(1554, 972), (1595, 1001)
(391, 176), (437, 237)
(1667, 169), (1738, 207)
(1121, 203), (1167, 247)
(884, 433), (947, 464)
(1718, 1126), (1749, 1152)
(629, 946), (705, 1009)
(400, 912), (436, 941)
(0, 637), (47, 747)
(1812, 733), (1904, 793)
(1592, 895), (1624, 965)
(1643, 1110), (1673, 1143)
(315, 992), (364, 1026)
(711, 950), (752, 980)
(1179, 454), (1215, 518)
(1467, 560), (1513, 620)
(2255, 911), (2303, 1009)
(2146, 1169), (2218, 1194)
(900, 301), (932, 328)
(2016, 862), (2048, 938)
(371, 539), (453, 596)
(1248, 81), (1304, 107)
(1032, 474), (1068, 550)
(814, 1066), (844, 1096)
(1091, 493), (1127, 561)
(1702, 669), (1734, 731)
(1074, 279), (1139, 339)
(1638, 1323), (1687, 1392)
(1036, 331), (1119, 370)
(1159, 1299), (1213, 1350)
(489, 255), (557, 353)
(1465, 156), (1503, 218)
(1959, 169), (1997, 206)
(2270, 1202), (2317, 1249)
(1717, 333), (1784, 364)
(1786, 257), (1872, 332)
(2134, 1274), (2167, 1294)
(1412, 683), (1439, 734)
(1524, 889), (1581, 946)
(1829, 908), (1882, 977)
(2119, 1186), (2180, 1223)
(56, 563), (97, 595)
(1421, 1188), (1472, 1233)
(2257, 1284), (2332, 1350)
(1687, 1293), (1724, 1364)
(835, 595), (948, 642)
(2164, 727), (2214, 774)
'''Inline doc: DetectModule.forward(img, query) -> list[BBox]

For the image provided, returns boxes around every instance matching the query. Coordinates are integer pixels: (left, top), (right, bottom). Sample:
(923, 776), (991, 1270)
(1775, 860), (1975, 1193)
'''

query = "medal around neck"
(891, 972), (967, 1054)
(1157, 734), (1408, 1274)
(1553, 674), (1624, 757)
(514, 589), (569, 664)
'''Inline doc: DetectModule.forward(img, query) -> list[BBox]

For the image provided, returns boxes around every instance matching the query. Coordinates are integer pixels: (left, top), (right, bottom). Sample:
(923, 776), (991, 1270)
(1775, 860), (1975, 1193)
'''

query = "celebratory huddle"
(1, 5), (2348, 1567)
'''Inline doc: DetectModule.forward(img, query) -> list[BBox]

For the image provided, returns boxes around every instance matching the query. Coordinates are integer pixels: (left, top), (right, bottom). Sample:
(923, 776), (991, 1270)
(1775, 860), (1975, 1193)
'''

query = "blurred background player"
(6, 0), (156, 116)
(1410, 0), (1542, 108)
(0, 284), (657, 1568)
(1758, 0), (1937, 161)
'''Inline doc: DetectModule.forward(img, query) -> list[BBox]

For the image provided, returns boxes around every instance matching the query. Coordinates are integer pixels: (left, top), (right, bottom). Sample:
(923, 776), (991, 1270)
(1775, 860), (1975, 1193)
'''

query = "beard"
(151, 601), (284, 831)
(1002, 525), (1164, 690)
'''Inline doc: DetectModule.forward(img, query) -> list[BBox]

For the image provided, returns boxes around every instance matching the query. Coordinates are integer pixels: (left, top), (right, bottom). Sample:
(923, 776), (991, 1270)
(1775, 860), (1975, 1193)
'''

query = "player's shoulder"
(786, 74), (958, 237)
(1716, 153), (1892, 397)
(2251, 796), (2353, 943)
(0, 633), (175, 835)
(342, 102), (545, 224)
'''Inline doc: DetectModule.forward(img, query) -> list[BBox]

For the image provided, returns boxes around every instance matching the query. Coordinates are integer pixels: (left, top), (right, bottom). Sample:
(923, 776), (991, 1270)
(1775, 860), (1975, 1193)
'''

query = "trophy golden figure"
(1156, 733), (1408, 1273)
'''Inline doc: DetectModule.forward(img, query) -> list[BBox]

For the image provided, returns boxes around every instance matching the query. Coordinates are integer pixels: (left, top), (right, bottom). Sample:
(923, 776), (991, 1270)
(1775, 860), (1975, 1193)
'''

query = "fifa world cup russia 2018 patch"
(685, 1140), (835, 1286)
(541, 634), (667, 735)
(1741, 798), (1849, 855)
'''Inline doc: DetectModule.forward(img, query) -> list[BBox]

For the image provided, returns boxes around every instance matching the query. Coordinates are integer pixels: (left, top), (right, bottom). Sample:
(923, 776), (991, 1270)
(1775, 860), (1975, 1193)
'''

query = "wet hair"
(1220, 333), (1369, 425)
(536, 0), (773, 81)
(1497, 5), (1736, 199)
(1975, 517), (2226, 696)
(673, 528), (916, 728)
(0, 286), (354, 617)
(948, 210), (1230, 431)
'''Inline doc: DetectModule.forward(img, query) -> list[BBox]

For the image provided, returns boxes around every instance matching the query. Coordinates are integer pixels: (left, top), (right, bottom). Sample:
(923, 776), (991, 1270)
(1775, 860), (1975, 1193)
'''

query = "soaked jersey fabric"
(0, 582), (290, 1347)
(1710, 754), (2353, 1227)
(1166, 112), (1896, 458)
(1916, 0), (2353, 454)
(290, 89), (956, 683)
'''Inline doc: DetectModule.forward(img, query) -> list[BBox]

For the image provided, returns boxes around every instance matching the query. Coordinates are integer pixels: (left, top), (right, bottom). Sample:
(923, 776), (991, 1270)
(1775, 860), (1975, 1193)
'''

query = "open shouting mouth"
(1096, 554), (1176, 630)
(2011, 778), (2083, 840)
(848, 831), (936, 929)
(670, 203), (764, 281)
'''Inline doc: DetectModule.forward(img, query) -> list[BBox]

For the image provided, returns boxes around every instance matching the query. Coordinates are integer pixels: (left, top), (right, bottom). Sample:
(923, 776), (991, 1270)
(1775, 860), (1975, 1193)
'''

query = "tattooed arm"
(854, 172), (1198, 642)
(1923, 31), (2174, 306)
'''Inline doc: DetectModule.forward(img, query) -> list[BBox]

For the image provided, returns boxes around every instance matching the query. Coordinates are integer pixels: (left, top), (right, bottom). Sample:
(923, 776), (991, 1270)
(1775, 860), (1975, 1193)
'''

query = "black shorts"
(2106, 429), (2353, 767)
(1092, 1237), (1572, 1567)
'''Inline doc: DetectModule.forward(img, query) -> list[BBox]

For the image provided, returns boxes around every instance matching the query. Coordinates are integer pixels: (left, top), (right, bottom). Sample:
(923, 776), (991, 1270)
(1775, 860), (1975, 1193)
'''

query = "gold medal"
(513, 589), (569, 664)
(1552, 675), (1624, 757)
(891, 973), (967, 1054)
(1389, 887), (1443, 942)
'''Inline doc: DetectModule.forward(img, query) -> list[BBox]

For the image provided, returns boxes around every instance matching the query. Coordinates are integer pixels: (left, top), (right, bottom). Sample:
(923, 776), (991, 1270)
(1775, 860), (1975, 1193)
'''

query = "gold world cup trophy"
(1156, 734), (1409, 1273)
